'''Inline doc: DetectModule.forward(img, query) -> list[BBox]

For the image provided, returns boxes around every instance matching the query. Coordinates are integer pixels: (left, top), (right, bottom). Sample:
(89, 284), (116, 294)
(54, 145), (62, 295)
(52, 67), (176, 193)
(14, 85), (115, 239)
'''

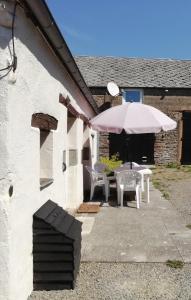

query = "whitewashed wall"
(0, 4), (96, 300)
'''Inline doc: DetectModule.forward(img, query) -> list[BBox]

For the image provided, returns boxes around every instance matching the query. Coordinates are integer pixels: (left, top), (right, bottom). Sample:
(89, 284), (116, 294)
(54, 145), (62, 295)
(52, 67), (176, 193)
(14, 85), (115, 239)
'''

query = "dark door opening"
(109, 131), (155, 164)
(181, 112), (191, 164)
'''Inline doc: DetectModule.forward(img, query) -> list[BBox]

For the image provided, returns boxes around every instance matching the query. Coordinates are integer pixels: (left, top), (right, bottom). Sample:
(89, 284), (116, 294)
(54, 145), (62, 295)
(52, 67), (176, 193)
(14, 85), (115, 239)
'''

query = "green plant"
(152, 180), (161, 189)
(182, 165), (191, 172)
(186, 224), (191, 230)
(100, 153), (122, 174)
(166, 260), (184, 269)
(166, 162), (180, 169)
(162, 191), (170, 200)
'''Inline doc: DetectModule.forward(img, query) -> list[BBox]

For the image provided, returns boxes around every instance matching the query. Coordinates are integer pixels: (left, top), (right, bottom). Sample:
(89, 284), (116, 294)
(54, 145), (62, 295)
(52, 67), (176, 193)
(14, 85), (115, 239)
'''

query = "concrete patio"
(77, 185), (191, 263)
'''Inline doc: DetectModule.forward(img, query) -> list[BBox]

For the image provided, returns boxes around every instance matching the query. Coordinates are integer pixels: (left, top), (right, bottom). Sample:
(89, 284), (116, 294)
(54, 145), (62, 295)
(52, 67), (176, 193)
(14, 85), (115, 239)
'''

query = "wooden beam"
(31, 113), (58, 130)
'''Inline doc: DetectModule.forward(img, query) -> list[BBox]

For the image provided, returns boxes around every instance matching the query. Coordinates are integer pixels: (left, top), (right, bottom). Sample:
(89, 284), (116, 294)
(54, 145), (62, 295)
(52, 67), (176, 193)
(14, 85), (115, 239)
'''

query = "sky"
(46, 0), (191, 60)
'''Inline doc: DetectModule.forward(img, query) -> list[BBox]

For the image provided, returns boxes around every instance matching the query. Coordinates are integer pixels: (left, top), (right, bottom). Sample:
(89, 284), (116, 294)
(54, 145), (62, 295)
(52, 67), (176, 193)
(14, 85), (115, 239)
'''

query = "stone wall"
(93, 94), (122, 159)
(144, 92), (191, 164)
(93, 89), (191, 165)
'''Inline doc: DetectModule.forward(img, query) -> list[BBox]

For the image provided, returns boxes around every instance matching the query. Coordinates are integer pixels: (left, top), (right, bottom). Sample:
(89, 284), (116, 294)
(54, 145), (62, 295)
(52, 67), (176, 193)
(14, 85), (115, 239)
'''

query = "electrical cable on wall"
(0, 1), (18, 77)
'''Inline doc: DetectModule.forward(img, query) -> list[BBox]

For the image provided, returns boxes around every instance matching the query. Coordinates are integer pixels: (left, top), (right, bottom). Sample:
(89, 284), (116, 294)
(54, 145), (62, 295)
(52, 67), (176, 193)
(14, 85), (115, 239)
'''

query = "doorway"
(181, 112), (191, 164)
(109, 131), (155, 164)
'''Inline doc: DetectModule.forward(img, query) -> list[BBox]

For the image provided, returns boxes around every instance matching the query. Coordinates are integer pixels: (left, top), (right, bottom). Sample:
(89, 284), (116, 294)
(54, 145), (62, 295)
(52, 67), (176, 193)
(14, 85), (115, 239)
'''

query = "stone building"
(75, 55), (191, 165)
(0, 2), (98, 300)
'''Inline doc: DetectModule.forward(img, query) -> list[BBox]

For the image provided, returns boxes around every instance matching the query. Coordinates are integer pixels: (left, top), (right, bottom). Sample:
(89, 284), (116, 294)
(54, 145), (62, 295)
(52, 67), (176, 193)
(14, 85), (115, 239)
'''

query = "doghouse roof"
(34, 200), (81, 240)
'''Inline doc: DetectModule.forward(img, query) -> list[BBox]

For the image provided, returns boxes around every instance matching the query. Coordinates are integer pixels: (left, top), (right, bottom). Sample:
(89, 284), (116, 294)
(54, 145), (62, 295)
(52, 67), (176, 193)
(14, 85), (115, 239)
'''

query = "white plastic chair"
(122, 162), (140, 168)
(85, 166), (109, 202)
(94, 161), (116, 187)
(116, 170), (142, 208)
(94, 162), (107, 173)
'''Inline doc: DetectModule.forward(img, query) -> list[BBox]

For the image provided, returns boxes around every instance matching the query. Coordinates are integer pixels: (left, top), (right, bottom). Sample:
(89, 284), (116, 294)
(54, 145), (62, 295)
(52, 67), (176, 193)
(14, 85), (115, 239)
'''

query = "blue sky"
(46, 0), (191, 60)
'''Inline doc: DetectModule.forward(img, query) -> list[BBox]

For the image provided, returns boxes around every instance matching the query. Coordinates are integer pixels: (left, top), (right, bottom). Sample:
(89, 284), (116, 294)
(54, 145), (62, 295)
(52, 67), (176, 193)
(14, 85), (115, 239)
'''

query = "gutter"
(21, 0), (98, 114)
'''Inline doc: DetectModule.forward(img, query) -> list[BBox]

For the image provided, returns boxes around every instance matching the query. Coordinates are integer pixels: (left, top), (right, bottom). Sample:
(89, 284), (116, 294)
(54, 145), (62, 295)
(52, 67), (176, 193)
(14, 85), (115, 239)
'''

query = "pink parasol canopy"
(90, 102), (177, 134)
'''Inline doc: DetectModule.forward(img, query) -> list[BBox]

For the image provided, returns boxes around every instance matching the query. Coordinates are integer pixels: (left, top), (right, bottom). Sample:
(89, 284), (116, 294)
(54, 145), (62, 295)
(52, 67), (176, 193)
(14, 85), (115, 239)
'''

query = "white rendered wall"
(0, 27), (11, 300)
(0, 4), (96, 300)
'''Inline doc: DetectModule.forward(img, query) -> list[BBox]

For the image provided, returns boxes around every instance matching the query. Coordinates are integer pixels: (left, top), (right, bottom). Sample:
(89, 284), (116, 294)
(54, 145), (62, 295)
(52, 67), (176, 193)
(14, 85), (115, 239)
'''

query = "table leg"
(146, 175), (150, 203)
(141, 174), (144, 192)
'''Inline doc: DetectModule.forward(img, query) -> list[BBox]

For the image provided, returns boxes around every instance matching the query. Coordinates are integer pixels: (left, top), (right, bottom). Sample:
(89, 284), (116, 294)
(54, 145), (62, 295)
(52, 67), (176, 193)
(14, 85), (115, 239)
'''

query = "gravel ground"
(30, 262), (191, 300)
(168, 178), (191, 224)
(29, 175), (191, 300)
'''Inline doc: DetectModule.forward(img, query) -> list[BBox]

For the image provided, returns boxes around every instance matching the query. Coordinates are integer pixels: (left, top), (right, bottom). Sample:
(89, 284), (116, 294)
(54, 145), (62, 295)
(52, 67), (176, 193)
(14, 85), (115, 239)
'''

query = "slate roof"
(74, 56), (191, 88)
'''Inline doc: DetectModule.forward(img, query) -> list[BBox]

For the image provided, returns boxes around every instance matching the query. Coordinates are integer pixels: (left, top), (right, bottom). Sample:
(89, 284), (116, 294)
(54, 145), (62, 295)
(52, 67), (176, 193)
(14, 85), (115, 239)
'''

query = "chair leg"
(135, 186), (140, 209)
(139, 187), (142, 202)
(141, 174), (144, 192)
(90, 184), (95, 201)
(146, 175), (150, 203)
(120, 187), (124, 207)
(104, 182), (109, 202)
(108, 182), (110, 197)
(117, 186), (120, 206)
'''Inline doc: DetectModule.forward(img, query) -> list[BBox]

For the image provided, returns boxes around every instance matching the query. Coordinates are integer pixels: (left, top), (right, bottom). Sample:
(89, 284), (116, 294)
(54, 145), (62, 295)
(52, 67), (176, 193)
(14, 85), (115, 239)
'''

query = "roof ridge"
(75, 55), (191, 63)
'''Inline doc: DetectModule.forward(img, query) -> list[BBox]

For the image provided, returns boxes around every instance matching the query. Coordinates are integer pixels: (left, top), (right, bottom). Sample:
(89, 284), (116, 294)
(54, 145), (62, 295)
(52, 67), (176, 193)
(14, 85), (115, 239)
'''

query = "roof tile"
(75, 56), (191, 88)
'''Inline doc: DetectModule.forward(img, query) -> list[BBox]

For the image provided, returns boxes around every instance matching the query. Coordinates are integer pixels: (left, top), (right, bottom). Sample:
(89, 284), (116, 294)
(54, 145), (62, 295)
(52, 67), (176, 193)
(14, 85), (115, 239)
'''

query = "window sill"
(40, 178), (54, 190)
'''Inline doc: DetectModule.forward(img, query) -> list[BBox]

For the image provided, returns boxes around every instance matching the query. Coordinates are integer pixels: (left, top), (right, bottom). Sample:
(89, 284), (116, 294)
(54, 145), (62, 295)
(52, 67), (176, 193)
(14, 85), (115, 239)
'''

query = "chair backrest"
(123, 162), (140, 168)
(94, 162), (106, 173)
(85, 165), (106, 184)
(85, 165), (95, 181)
(116, 170), (141, 190)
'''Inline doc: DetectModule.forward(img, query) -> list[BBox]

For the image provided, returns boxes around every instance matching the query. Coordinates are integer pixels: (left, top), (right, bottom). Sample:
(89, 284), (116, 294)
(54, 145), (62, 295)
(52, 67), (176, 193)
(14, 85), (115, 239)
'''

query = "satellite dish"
(107, 81), (120, 97)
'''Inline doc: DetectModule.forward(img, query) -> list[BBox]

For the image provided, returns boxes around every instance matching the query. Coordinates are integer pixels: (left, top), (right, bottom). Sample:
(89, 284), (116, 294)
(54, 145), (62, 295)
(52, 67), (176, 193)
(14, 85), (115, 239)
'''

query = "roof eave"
(21, 0), (98, 114)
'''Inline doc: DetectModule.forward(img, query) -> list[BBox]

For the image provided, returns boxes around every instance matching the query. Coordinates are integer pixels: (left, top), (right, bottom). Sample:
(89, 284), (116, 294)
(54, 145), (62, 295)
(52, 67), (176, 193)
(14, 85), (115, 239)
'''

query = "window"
(40, 130), (53, 188)
(31, 113), (58, 189)
(67, 112), (78, 166)
(123, 89), (143, 103)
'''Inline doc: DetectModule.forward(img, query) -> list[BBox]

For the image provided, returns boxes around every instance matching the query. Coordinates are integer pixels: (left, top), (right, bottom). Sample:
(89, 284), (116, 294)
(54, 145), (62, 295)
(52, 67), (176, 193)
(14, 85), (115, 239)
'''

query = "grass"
(152, 178), (170, 199)
(166, 162), (181, 169)
(162, 191), (170, 200)
(166, 260), (184, 269)
(152, 165), (191, 199)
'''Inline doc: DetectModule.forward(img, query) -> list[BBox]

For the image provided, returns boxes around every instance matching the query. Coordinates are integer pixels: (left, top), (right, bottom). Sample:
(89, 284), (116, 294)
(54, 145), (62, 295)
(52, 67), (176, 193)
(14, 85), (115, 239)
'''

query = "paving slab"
(77, 185), (191, 263)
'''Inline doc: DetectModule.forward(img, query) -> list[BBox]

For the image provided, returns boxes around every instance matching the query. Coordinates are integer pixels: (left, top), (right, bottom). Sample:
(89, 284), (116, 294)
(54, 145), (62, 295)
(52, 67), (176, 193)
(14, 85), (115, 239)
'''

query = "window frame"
(31, 113), (58, 190)
(40, 129), (54, 189)
(122, 89), (144, 104)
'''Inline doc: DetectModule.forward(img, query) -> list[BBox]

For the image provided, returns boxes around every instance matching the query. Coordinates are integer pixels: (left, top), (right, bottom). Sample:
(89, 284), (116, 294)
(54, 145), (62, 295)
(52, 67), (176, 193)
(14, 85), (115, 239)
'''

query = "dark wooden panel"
(46, 213), (74, 235)
(33, 234), (73, 244)
(34, 282), (73, 290)
(44, 206), (67, 224)
(33, 220), (53, 230)
(34, 272), (73, 282)
(33, 244), (73, 253)
(34, 201), (57, 219)
(33, 229), (60, 235)
(33, 252), (73, 262)
(67, 223), (82, 240)
(34, 262), (73, 272)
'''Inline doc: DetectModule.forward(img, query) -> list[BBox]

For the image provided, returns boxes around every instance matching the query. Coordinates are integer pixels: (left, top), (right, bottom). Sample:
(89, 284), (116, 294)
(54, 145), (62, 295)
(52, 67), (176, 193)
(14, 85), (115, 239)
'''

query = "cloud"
(63, 25), (94, 43)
